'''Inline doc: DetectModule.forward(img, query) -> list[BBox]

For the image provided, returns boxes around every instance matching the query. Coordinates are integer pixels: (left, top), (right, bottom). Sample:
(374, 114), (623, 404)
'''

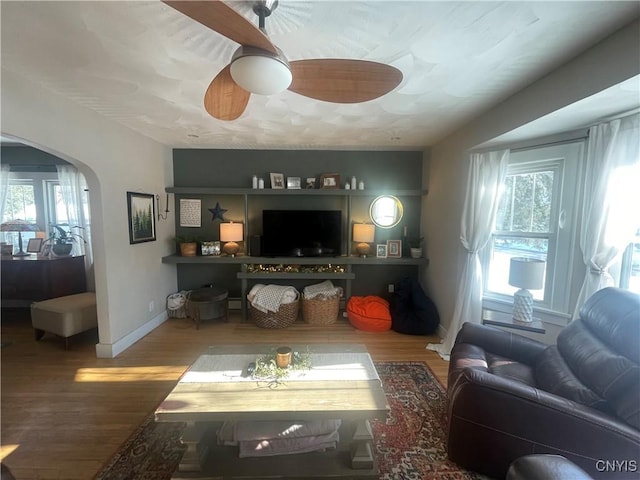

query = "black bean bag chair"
(390, 277), (439, 335)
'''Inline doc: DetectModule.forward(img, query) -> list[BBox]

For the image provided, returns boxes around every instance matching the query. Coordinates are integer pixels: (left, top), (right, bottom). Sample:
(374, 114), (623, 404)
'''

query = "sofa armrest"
(447, 367), (640, 479)
(507, 455), (594, 480)
(454, 322), (547, 365)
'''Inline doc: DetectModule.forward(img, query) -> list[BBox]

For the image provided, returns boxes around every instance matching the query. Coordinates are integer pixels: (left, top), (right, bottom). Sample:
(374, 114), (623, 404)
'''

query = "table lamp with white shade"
(220, 221), (243, 257)
(509, 257), (545, 323)
(0, 219), (39, 256)
(353, 223), (375, 257)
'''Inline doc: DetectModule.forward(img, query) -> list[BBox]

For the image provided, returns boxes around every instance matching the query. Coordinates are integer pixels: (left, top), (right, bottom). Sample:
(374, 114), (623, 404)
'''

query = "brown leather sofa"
(447, 287), (640, 479)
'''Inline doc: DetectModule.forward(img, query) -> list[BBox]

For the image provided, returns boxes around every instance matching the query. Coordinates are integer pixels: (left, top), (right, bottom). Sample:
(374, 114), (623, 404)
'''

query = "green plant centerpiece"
(253, 347), (311, 385)
(48, 224), (86, 256)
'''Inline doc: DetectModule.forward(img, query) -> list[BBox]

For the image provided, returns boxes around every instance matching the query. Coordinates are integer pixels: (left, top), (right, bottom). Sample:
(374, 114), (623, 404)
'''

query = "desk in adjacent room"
(1, 255), (87, 308)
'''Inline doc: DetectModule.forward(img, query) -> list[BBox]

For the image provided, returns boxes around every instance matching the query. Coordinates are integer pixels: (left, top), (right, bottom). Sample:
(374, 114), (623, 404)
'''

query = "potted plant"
(409, 236), (424, 259)
(174, 236), (200, 257)
(47, 224), (87, 256)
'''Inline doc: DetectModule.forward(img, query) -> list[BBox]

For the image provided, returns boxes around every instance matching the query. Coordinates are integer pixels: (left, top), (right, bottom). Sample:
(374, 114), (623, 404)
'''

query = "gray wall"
(173, 149), (423, 189)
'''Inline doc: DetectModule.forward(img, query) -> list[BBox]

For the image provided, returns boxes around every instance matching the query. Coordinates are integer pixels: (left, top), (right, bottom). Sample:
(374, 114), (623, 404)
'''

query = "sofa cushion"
(558, 288), (640, 429)
(450, 342), (537, 387)
(535, 345), (609, 412)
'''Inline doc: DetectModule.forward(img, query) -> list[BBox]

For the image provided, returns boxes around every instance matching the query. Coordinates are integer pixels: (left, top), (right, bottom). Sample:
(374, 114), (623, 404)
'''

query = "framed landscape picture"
(127, 191), (156, 244)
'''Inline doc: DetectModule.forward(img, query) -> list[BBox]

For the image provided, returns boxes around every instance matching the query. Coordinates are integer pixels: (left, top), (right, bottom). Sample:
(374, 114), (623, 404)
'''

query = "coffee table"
(155, 344), (389, 479)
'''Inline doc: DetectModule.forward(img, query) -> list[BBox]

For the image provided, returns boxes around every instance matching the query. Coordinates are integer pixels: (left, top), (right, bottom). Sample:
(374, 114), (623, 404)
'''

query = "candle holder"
(276, 346), (292, 368)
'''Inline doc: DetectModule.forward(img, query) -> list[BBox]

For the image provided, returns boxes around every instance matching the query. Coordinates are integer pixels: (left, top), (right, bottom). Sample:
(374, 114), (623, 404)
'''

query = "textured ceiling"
(1, 1), (639, 150)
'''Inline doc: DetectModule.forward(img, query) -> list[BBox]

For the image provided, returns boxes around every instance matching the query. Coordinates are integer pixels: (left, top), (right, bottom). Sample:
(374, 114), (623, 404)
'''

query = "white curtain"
(573, 113), (640, 318)
(0, 163), (10, 220)
(56, 165), (93, 268)
(427, 149), (509, 360)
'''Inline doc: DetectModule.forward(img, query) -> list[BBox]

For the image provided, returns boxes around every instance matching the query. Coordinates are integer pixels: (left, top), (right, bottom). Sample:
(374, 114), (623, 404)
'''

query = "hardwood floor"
(0, 308), (448, 480)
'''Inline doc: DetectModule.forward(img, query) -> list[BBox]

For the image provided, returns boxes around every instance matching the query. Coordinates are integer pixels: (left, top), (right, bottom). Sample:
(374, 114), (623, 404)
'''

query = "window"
(482, 141), (583, 313)
(45, 180), (67, 226)
(1, 179), (37, 245)
(3, 180), (36, 223)
(2, 172), (59, 245)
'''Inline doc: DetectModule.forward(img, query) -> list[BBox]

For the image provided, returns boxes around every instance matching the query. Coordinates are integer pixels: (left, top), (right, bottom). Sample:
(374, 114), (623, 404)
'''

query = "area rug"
(94, 362), (484, 480)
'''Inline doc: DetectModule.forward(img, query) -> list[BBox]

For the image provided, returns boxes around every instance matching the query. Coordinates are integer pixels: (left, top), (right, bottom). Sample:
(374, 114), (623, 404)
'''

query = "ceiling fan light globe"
(230, 47), (292, 95)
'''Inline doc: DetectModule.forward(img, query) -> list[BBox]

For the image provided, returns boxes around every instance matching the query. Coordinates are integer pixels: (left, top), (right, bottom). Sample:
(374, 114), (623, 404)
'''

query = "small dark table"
(482, 310), (546, 334)
(187, 287), (229, 329)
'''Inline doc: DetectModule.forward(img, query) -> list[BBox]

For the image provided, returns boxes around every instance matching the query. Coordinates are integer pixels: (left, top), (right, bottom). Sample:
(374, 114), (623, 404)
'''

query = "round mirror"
(369, 195), (403, 228)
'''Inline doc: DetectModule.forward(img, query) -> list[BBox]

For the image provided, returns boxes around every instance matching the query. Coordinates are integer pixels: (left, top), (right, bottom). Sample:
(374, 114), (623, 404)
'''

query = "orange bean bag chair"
(346, 296), (392, 332)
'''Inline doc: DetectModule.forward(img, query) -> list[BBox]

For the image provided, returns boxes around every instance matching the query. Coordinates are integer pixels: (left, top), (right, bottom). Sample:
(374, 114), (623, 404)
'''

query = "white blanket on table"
(218, 420), (341, 457)
(238, 431), (339, 457)
(248, 284), (298, 313)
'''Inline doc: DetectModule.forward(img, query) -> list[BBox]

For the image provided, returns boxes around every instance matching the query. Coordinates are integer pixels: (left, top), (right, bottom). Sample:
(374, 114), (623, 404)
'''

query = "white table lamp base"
(512, 288), (533, 322)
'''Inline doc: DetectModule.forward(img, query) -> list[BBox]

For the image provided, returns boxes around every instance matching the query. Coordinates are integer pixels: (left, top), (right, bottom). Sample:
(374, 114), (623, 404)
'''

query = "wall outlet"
(148, 300), (155, 312)
(388, 284), (394, 293)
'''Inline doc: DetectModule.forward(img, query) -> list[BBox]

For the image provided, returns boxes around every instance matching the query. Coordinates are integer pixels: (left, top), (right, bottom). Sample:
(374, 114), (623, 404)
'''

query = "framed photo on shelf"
(270, 172), (285, 189)
(201, 241), (221, 256)
(286, 177), (301, 189)
(387, 239), (402, 258)
(26, 238), (43, 253)
(305, 177), (316, 189)
(127, 191), (156, 244)
(376, 244), (388, 258)
(320, 173), (340, 189)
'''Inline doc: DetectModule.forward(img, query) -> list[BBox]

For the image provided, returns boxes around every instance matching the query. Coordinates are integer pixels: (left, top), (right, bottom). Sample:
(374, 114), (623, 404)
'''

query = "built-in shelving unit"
(161, 255), (426, 265)
(165, 182), (428, 312)
(165, 187), (428, 197)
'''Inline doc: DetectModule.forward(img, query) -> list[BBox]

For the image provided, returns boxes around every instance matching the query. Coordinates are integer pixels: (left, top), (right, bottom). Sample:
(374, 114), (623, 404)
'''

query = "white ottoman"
(31, 292), (97, 349)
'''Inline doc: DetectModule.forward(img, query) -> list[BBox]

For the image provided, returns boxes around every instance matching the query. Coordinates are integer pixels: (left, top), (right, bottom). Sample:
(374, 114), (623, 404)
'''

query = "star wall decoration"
(208, 202), (227, 221)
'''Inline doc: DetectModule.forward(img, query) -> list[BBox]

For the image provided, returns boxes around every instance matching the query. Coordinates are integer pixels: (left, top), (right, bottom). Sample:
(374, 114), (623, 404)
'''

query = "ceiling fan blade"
(288, 59), (403, 104)
(204, 65), (251, 121)
(163, 1), (277, 54)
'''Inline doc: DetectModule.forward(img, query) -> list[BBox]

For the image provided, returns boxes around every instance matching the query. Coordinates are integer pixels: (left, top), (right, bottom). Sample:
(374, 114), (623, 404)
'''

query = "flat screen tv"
(262, 210), (342, 257)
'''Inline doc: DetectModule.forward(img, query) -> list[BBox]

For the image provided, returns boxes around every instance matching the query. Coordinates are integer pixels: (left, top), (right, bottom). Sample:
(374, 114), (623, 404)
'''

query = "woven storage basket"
(302, 293), (341, 325)
(249, 298), (300, 329)
(166, 292), (188, 319)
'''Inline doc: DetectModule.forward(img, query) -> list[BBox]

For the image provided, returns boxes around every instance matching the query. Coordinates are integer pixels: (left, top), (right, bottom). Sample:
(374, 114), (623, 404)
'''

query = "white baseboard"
(95, 311), (168, 358)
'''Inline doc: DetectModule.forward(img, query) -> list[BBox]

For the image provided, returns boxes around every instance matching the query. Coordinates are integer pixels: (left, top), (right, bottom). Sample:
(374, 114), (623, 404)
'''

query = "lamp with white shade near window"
(0, 219), (39, 256)
(509, 257), (545, 323)
(220, 222), (243, 257)
(353, 223), (375, 258)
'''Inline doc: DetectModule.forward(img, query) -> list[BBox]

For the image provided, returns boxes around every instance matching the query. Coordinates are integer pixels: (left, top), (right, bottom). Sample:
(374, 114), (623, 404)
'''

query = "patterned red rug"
(94, 362), (483, 480)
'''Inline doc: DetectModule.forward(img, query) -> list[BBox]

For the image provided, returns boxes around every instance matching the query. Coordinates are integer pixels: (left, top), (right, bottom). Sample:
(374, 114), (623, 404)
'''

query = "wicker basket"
(249, 298), (300, 329)
(302, 292), (341, 325)
(166, 292), (188, 319)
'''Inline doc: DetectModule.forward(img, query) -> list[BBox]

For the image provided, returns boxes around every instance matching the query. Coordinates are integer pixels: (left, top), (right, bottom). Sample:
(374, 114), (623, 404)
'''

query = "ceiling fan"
(163, 0), (403, 121)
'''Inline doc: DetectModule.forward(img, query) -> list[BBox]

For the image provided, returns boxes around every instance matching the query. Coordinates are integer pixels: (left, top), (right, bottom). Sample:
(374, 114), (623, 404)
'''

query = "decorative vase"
(410, 247), (422, 259)
(52, 243), (73, 256)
